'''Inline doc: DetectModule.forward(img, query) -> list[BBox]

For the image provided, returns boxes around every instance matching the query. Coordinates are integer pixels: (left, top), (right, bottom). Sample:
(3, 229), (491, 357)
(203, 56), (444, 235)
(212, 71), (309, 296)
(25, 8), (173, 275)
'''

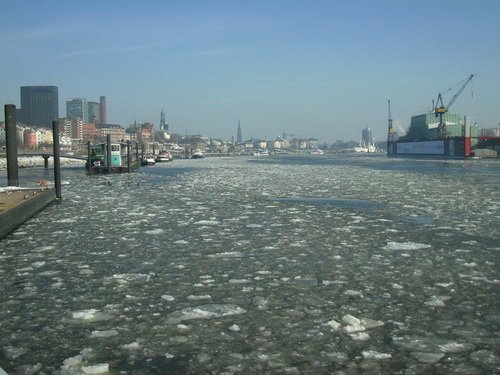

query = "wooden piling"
(87, 141), (92, 173)
(106, 134), (112, 174)
(52, 121), (62, 200)
(5, 104), (19, 187)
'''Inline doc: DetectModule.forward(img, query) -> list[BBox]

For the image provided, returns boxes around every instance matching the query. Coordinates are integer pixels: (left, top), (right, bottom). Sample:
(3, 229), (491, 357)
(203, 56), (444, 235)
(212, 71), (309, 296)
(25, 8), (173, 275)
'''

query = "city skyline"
(1, 1), (499, 143)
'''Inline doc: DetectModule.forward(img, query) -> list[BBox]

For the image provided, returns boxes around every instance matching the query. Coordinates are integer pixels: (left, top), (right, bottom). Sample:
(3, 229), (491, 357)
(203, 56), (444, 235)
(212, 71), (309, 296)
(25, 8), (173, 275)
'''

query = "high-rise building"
(99, 96), (107, 124)
(160, 108), (169, 131)
(66, 98), (88, 122)
(88, 101), (100, 124)
(237, 120), (242, 143)
(20, 86), (59, 127)
(362, 127), (373, 146)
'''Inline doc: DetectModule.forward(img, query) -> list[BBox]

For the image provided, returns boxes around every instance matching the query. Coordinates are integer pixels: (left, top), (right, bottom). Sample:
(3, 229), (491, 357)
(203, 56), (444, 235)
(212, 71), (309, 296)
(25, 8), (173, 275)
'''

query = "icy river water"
(0, 154), (499, 374)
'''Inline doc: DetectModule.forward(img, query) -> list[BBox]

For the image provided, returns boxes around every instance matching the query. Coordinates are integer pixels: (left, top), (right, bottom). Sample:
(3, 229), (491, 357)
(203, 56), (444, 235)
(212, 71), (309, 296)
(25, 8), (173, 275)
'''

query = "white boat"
(141, 154), (156, 166)
(354, 142), (377, 153)
(253, 149), (269, 156)
(191, 149), (204, 159)
(310, 148), (324, 155)
(155, 151), (173, 162)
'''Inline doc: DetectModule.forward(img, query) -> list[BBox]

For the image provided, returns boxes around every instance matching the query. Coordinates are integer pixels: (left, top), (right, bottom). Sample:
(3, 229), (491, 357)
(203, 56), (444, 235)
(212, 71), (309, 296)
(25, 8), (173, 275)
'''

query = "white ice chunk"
(383, 241), (431, 251)
(82, 363), (109, 374)
(121, 342), (140, 350)
(360, 318), (385, 329)
(350, 332), (370, 340)
(229, 324), (241, 332)
(325, 319), (341, 330)
(343, 289), (363, 297)
(361, 350), (392, 359)
(195, 220), (220, 225)
(412, 352), (444, 363)
(342, 315), (361, 326)
(438, 342), (474, 353)
(91, 329), (118, 338)
(424, 296), (449, 307)
(62, 354), (83, 368)
(161, 295), (175, 301)
(71, 309), (98, 320)
(167, 304), (247, 324)
(187, 294), (211, 300)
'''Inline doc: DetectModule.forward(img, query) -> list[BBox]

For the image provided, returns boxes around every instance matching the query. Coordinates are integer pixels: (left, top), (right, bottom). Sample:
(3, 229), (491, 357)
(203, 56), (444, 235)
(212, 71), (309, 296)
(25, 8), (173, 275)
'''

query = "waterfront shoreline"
(0, 156), (86, 170)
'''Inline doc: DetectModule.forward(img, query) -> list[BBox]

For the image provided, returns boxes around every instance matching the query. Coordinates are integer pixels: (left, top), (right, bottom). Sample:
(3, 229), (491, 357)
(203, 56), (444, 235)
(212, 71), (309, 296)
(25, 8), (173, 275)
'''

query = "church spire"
(237, 119), (242, 143)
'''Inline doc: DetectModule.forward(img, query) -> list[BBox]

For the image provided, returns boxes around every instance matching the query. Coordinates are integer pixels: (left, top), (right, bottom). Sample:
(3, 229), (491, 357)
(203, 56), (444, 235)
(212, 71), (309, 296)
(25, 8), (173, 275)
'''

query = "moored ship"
(387, 75), (499, 159)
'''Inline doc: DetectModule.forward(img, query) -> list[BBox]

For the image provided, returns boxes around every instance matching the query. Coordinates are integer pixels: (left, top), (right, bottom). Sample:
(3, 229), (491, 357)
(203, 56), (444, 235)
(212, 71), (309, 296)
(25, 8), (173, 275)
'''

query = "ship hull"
(387, 137), (466, 159)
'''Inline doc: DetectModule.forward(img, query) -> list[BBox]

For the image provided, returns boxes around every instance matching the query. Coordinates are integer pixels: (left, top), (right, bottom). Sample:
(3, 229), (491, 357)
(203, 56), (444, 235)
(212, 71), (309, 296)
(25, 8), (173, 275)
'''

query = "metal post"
(127, 140), (131, 172)
(5, 104), (19, 186)
(106, 134), (112, 174)
(52, 121), (62, 200)
(135, 142), (139, 162)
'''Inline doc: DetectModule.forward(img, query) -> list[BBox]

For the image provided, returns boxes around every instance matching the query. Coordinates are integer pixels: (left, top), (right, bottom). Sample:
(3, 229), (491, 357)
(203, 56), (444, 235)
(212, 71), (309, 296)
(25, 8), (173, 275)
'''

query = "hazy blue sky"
(1, 0), (499, 142)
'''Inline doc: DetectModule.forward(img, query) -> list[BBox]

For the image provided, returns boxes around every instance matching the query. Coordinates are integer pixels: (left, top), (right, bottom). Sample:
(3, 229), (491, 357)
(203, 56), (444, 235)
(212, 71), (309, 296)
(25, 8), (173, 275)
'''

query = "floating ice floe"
(90, 329), (118, 338)
(145, 228), (164, 235)
(161, 294), (175, 301)
(70, 309), (112, 322)
(194, 220), (220, 225)
(361, 350), (392, 360)
(207, 251), (245, 258)
(82, 363), (109, 374)
(424, 295), (450, 307)
(325, 315), (384, 339)
(167, 304), (247, 324)
(411, 351), (444, 363)
(187, 294), (211, 300)
(383, 241), (431, 251)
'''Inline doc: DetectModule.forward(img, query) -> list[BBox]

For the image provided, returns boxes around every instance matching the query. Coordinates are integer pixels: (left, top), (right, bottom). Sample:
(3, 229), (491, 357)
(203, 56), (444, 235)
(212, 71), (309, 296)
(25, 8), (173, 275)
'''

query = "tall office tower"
(20, 86), (59, 127)
(88, 101), (100, 123)
(160, 108), (169, 131)
(237, 120), (242, 143)
(362, 127), (373, 145)
(66, 98), (89, 122)
(99, 96), (107, 124)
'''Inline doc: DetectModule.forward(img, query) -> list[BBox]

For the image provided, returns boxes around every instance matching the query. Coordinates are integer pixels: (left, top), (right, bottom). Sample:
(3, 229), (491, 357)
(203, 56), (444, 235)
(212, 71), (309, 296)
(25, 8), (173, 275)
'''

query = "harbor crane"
(434, 74), (474, 137)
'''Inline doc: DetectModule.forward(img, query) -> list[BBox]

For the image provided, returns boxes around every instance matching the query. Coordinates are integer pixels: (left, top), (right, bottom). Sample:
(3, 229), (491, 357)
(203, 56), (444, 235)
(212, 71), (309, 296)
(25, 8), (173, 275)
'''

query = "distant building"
(99, 96), (107, 124)
(59, 118), (83, 141)
(160, 109), (169, 131)
(20, 86), (59, 127)
(82, 123), (100, 143)
(362, 127), (373, 145)
(24, 129), (38, 148)
(97, 123), (126, 142)
(66, 98), (88, 123)
(88, 101), (100, 124)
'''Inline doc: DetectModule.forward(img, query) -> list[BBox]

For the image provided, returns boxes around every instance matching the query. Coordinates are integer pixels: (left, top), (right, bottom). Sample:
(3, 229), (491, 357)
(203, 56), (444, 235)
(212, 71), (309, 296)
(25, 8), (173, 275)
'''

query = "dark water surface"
(1, 154), (499, 374)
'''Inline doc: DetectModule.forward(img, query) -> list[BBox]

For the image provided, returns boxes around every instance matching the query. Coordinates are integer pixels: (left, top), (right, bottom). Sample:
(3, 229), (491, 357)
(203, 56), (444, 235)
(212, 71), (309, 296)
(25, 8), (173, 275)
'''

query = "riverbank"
(0, 156), (86, 170)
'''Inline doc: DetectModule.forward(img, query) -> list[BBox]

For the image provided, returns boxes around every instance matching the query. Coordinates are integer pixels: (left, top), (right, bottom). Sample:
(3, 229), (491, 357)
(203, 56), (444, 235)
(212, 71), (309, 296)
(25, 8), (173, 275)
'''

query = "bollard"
(43, 154), (50, 169)
(52, 121), (62, 200)
(5, 104), (19, 186)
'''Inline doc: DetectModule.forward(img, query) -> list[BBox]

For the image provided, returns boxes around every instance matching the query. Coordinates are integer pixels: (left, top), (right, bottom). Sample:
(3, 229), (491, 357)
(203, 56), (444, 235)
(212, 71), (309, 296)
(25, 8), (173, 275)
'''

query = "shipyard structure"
(387, 75), (499, 158)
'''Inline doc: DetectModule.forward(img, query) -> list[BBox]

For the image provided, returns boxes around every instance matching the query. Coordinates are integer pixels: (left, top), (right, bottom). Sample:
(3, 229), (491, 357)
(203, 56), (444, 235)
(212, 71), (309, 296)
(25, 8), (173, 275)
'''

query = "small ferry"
(88, 141), (140, 174)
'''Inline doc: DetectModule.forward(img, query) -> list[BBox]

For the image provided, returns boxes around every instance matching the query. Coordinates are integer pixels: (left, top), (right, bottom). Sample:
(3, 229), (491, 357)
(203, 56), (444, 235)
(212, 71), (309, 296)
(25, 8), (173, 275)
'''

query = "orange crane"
(434, 74), (474, 137)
